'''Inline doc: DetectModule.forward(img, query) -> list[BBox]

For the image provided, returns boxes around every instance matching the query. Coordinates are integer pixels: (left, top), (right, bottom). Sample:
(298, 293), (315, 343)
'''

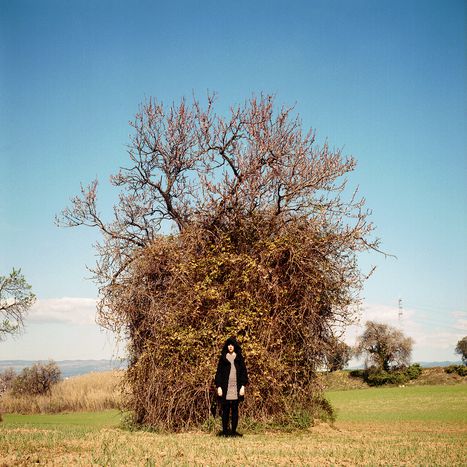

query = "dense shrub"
(349, 364), (423, 386)
(349, 369), (365, 378)
(365, 369), (407, 386)
(445, 365), (467, 377)
(122, 228), (339, 430)
(11, 361), (61, 396)
(405, 363), (422, 380)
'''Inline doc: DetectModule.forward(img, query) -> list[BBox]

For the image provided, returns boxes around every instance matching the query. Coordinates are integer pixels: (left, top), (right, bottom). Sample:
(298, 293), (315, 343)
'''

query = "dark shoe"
(231, 431), (243, 437)
(216, 430), (229, 437)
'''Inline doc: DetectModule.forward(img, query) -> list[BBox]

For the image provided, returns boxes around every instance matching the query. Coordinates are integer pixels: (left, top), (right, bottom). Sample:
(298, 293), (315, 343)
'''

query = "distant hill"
(0, 359), (461, 378)
(0, 360), (127, 378)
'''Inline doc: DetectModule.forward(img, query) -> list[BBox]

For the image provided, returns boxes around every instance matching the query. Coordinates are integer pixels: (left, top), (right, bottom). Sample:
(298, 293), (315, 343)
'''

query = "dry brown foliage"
(57, 94), (380, 430)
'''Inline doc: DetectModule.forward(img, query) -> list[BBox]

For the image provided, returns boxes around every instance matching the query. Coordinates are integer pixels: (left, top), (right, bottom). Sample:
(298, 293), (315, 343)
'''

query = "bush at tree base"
(349, 369), (365, 378)
(365, 370), (407, 386)
(404, 363), (422, 380)
(58, 95), (380, 431)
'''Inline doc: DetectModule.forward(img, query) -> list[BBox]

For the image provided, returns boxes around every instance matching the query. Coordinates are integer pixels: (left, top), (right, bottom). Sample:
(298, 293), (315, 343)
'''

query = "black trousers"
(221, 400), (239, 433)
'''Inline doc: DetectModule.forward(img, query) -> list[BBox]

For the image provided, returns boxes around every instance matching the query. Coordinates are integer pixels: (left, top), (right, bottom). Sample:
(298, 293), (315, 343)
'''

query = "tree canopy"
(324, 337), (353, 372)
(355, 321), (413, 372)
(58, 94), (380, 430)
(455, 336), (467, 365)
(0, 269), (35, 341)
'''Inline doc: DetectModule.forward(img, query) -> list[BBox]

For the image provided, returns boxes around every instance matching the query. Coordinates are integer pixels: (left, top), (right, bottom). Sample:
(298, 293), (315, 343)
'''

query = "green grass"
(1, 385), (466, 465)
(326, 384), (467, 422)
(3, 409), (121, 430)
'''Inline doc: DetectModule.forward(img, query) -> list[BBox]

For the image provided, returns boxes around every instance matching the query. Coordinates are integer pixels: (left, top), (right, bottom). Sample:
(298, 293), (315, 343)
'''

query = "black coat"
(214, 339), (249, 402)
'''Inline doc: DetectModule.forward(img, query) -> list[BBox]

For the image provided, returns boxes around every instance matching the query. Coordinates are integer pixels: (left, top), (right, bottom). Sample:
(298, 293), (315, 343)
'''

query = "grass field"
(1, 384), (466, 466)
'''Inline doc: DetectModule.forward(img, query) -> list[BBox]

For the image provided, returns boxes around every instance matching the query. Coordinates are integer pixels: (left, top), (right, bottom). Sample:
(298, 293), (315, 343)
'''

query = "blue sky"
(1, 0), (465, 362)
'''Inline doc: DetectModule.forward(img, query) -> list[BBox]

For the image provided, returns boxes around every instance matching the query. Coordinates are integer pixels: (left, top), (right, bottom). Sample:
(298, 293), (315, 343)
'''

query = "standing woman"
(215, 337), (249, 437)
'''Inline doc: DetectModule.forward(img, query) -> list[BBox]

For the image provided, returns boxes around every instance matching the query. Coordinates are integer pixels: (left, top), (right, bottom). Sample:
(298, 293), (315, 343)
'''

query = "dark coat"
(214, 338), (249, 402)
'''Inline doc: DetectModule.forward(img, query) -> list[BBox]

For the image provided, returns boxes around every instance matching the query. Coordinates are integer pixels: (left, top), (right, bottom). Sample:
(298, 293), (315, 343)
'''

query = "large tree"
(0, 269), (35, 340)
(58, 94), (380, 430)
(355, 321), (413, 371)
(455, 336), (467, 365)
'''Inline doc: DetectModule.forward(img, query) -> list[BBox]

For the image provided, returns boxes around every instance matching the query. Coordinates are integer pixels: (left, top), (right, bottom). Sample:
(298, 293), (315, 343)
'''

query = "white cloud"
(342, 303), (413, 346)
(18, 299), (466, 362)
(1, 297), (122, 360)
(28, 297), (98, 325)
(452, 310), (467, 331)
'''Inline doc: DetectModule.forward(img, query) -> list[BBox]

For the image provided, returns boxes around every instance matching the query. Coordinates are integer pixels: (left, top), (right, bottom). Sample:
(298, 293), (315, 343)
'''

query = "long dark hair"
(220, 337), (244, 359)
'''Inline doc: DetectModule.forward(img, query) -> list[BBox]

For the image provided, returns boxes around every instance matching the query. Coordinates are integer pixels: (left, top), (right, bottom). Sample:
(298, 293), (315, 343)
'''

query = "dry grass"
(405, 366), (466, 386)
(318, 370), (369, 391)
(1, 417), (465, 465)
(2, 366), (464, 418)
(0, 371), (122, 414)
(2, 366), (464, 417)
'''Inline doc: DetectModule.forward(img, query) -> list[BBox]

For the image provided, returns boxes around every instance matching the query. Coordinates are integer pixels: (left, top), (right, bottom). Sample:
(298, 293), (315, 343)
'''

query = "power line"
(408, 316), (467, 332)
(403, 301), (466, 313)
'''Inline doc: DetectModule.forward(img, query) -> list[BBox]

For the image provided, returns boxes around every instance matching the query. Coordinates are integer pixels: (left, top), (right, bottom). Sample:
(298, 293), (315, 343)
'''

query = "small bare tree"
(58, 94), (381, 430)
(355, 321), (413, 371)
(11, 361), (61, 396)
(0, 269), (36, 340)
